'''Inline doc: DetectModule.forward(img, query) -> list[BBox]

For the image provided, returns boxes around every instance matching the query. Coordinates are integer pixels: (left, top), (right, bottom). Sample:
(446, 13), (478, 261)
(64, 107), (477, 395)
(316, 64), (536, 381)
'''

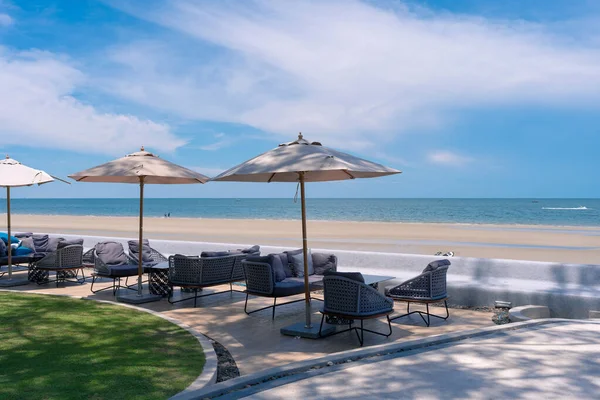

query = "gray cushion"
(422, 259), (451, 273)
(312, 253), (337, 275)
(0, 239), (6, 257)
(58, 238), (84, 249)
(245, 254), (286, 283)
(275, 253), (293, 278)
(201, 251), (231, 258)
(47, 237), (64, 253)
(15, 232), (33, 238)
(272, 276), (322, 297)
(20, 237), (36, 252)
(290, 250), (314, 277)
(107, 265), (139, 277)
(32, 235), (50, 253)
(128, 239), (153, 264)
(95, 242), (128, 266)
(324, 269), (365, 283)
(240, 245), (260, 254)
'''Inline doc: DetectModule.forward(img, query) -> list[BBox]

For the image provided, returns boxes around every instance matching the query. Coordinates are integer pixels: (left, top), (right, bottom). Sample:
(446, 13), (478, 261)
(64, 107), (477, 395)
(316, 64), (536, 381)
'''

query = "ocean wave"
(542, 206), (589, 210)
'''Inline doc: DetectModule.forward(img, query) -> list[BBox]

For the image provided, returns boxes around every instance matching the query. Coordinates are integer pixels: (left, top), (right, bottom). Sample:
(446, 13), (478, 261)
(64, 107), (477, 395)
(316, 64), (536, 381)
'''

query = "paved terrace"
(4, 268), (493, 376)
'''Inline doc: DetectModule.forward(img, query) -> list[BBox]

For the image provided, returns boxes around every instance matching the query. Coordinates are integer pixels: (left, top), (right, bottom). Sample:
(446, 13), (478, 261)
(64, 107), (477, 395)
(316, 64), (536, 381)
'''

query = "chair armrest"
(387, 271), (431, 298)
(358, 284), (394, 314)
(82, 248), (95, 264)
(93, 251), (111, 275)
(242, 260), (274, 295)
(34, 251), (58, 268)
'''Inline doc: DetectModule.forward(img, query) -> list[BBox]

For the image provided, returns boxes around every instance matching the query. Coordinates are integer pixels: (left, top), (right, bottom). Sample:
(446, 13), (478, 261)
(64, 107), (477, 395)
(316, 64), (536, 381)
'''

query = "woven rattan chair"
(168, 253), (246, 307)
(90, 242), (139, 295)
(319, 273), (394, 346)
(127, 239), (168, 266)
(30, 245), (85, 287)
(387, 260), (451, 327)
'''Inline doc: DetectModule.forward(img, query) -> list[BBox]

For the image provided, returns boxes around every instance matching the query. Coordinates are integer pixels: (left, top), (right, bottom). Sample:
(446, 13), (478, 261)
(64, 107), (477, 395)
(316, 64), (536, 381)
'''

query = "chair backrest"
(323, 275), (393, 317)
(199, 255), (238, 284)
(231, 253), (248, 281)
(57, 245), (84, 268)
(94, 241), (129, 266)
(128, 239), (166, 265)
(169, 254), (202, 285)
(241, 259), (274, 295)
(430, 265), (449, 299)
(168, 254), (239, 286)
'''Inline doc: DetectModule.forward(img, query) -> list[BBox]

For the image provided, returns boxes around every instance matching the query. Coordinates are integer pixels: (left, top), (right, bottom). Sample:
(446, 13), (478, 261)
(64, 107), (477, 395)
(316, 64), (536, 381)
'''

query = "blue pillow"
(0, 239), (6, 257)
(0, 232), (20, 246)
(13, 246), (33, 256)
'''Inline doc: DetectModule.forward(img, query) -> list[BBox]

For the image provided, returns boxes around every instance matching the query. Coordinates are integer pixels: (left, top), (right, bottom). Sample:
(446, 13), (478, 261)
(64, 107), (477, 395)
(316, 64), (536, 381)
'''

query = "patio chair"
(318, 271), (394, 346)
(90, 241), (140, 295)
(387, 259), (451, 327)
(30, 244), (86, 287)
(167, 253), (247, 307)
(127, 239), (167, 266)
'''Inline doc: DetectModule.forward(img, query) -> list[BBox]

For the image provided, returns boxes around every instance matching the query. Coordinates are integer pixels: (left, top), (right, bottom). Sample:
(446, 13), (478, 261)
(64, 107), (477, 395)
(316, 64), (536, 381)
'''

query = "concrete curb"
(0, 289), (218, 394)
(183, 318), (600, 399)
(509, 305), (550, 322)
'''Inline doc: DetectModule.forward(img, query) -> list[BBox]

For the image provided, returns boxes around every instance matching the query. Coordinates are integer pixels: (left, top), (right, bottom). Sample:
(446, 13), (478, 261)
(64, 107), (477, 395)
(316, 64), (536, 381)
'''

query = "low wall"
(51, 233), (600, 319)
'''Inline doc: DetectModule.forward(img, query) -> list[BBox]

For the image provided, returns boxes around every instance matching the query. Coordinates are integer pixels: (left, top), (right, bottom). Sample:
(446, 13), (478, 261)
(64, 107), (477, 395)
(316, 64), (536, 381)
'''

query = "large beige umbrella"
(212, 133), (401, 337)
(69, 147), (209, 303)
(0, 156), (66, 286)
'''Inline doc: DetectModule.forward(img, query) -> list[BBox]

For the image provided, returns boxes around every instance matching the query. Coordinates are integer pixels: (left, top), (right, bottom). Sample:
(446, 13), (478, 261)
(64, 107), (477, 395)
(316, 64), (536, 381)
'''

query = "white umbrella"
(0, 156), (66, 286)
(212, 133), (401, 337)
(69, 147), (209, 303)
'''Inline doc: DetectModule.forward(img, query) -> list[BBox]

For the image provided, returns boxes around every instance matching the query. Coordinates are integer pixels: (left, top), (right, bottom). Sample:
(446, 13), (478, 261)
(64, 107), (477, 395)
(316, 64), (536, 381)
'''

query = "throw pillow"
(0, 232), (20, 246)
(289, 249), (314, 277)
(324, 269), (365, 283)
(422, 259), (451, 273)
(312, 253), (337, 275)
(240, 245), (260, 254)
(95, 242), (128, 266)
(128, 239), (153, 263)
(47, 237), (64, 253)
(201, 251), (231, 258)
(0, 239), (6, 257)
(14, 246), (33, 256)
(58, 238), (84, 249)
(19, 236), (36, 253)
(32, 235), (50, 253)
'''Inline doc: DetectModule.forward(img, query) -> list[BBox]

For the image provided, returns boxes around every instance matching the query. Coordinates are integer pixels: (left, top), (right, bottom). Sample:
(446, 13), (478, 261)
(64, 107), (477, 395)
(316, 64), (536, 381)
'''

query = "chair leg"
(318, 314), (326, 337)
(194, 289), (198, 308)
(390, 300), (450, 327)
(272, 298), (277, 320)
(244, 295), (304, 318)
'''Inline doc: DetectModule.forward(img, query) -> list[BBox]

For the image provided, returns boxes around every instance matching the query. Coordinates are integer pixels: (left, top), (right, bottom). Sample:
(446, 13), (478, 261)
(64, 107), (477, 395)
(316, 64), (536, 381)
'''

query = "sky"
(0, 0), (599, 199)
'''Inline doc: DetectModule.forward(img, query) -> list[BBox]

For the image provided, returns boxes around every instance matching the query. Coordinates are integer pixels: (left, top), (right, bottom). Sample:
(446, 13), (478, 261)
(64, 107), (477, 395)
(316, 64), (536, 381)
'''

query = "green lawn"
(0, 292), (205, 400)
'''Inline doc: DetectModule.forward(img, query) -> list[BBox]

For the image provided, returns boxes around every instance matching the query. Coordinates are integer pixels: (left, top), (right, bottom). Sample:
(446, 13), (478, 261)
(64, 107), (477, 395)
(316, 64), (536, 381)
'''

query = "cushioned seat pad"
(272, 276), (323, 297)
(0, 255), (37, 266)
(104, 265), (138, 277)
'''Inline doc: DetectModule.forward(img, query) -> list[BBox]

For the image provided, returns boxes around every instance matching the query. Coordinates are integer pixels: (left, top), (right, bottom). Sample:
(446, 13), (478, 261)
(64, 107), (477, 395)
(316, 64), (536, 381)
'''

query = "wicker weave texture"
(168, 254), (244, 286)
(323, 276), (393, 316)
(242, 261), (274, 295)
(388, 265), (449, 300)
(35, 245), (83, 269)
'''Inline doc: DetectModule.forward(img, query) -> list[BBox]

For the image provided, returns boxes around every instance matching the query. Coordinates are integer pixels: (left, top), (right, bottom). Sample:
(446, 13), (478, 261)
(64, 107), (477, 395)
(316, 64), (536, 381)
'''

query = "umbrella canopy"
(0, 156), (56, 187)
(69, 147), (209, 301)
(69, 148), (208, 184)
(212, 134), (401, 335)
(0, 156), (62, 283)
(213, 134), (399, 182)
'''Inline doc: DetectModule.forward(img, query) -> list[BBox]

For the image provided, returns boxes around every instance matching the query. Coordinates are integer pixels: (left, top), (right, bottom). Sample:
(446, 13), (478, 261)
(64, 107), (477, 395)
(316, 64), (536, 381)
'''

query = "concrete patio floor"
(3, 268), (495, 376)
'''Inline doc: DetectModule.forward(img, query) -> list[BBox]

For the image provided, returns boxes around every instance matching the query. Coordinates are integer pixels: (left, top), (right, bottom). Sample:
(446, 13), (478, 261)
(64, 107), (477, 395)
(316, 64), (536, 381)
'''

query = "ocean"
(1, 198), (599, 226)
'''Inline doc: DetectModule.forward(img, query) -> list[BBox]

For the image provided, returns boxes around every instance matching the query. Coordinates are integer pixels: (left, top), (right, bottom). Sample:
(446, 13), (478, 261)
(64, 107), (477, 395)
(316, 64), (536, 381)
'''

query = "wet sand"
(4, 214), (600, 264)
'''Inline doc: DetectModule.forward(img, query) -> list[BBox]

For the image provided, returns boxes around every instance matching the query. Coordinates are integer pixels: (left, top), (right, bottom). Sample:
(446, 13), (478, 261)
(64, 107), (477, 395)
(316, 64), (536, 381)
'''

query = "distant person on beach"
(168, 212), (171, 218)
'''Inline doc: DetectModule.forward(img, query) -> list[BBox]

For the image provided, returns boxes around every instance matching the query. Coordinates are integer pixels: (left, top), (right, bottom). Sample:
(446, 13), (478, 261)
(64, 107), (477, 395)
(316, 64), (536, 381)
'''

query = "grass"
(0, 292), (205, 400)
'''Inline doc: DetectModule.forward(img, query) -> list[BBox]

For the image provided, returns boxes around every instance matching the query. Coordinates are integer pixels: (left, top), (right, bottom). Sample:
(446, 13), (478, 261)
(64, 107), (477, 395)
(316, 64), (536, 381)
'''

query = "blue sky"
(0, 0), (599, 198)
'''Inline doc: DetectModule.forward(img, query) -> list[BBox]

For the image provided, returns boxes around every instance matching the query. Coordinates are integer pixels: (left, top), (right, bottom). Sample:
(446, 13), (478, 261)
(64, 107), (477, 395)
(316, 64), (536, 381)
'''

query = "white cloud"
(0, 48), (185, 155)
(198, 133), (233, 151)
(427, 150), (472, 166)
(102, 0), (600, 150)
(0, 13), (12, 27)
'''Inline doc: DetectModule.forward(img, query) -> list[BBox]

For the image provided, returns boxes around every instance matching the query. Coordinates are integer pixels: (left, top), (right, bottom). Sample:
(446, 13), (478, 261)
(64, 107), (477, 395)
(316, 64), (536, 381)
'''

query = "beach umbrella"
(212, 133), (401, 337)
(0, 156), (67, 287)
(69, 147), (209, 303)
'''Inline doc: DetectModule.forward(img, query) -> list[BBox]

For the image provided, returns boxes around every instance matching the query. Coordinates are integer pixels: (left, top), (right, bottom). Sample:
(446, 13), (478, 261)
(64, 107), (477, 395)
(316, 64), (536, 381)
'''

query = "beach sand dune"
(4, 214), (599, 264)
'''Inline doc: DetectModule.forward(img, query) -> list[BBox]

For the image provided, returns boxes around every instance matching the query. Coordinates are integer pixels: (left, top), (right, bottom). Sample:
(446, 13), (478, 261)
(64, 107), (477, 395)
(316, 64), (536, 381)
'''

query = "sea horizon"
(1, 198), (598, 227)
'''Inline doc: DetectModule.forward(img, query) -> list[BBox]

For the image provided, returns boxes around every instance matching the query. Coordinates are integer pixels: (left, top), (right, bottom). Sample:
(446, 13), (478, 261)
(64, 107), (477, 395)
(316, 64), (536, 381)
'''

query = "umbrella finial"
(140, 145), (145, 151)
(298, 132), (303, 140)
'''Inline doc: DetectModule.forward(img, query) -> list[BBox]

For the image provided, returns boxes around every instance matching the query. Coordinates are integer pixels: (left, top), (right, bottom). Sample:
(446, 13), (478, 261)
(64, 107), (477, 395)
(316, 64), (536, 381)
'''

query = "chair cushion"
(246, 254), (286, 282)
(32, 235), (50, 253)
(201, 251), (231, 258)
(19, 237), (36, 252)
(289, 250), (314, 277)
(312, 253), (337, 275)
(58, 238), (84, 249)
(95, 242), (128, 266)
(324, 269), (365, 283)
(107, 264), (139, 277)
(422, 259), (451, 273)
(0, 233), (20, 246)
(128, 239), (154, 264)
(0, 254), (35, 265)
(13, 246), (33, 256)
(0, 239), (6, 257)
(47, 237), (63, 253)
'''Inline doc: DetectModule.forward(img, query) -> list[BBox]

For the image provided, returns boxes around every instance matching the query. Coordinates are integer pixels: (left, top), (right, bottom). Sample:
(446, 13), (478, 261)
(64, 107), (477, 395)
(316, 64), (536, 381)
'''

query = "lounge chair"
(30, 244), (86, 287)
(386, 259), (451, 327)
(90, 241), (140, 295)
(318, 271), (394, 346)
(242, 250), (337, 319)
(167, 253), (247, 307)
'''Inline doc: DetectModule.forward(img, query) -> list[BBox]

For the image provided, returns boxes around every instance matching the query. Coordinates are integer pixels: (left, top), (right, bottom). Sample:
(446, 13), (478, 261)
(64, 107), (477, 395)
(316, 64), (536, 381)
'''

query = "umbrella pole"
(137, 176), (144, 296)
(6, 187), (12, 279)
(299, 172), (312, 329)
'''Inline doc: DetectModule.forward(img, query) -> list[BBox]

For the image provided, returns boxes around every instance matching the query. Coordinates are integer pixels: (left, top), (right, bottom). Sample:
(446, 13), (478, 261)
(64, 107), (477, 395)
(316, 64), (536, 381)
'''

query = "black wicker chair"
(319, 272), (394, 346)
(29, 245), (86, 287)
(90, 242), (139, 295)
(167, 253), (247, 307)
(387, 259), (451, 327)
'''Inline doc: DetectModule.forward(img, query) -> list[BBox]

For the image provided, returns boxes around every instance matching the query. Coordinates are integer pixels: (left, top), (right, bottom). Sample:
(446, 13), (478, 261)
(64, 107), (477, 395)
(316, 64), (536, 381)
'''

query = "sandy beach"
(4, 214), (599, 264)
